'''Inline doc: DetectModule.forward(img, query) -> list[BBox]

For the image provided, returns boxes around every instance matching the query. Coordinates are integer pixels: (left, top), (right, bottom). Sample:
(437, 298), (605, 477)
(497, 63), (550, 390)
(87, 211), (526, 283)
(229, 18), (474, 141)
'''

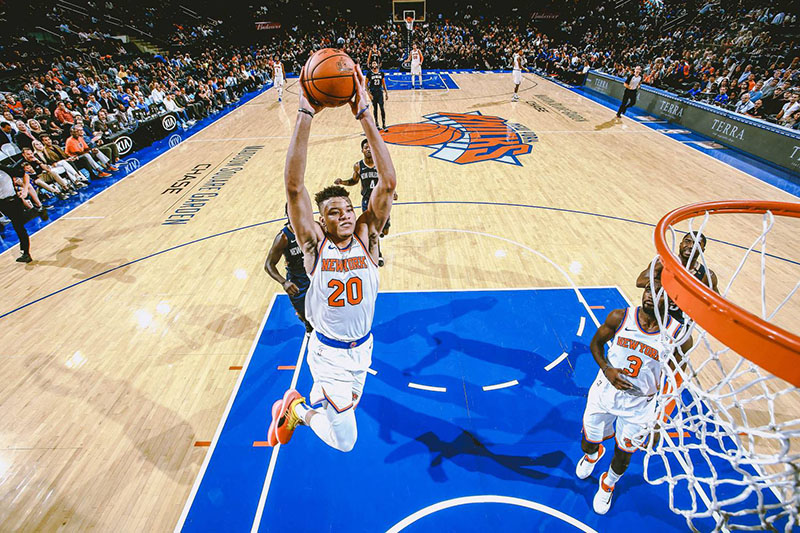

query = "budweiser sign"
(255, 21), (281, 30)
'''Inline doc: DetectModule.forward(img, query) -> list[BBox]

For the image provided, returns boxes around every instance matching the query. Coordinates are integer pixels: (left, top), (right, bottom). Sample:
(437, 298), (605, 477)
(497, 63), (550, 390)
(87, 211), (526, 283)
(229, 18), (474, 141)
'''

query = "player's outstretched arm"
(590, 309), (633, 391)
(636, 259), (662, 288)
(285, 73), (324, 256)
(334, 163), (360, 186)
(349, 66), (396, 235)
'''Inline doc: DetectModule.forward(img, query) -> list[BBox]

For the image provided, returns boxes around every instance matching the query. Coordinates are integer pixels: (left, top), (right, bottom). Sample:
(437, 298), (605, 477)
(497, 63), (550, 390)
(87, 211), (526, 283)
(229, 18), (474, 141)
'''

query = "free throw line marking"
(408, 382), (447, 393)
(482, 380), (519, 391)
(544, 352), (569, 371)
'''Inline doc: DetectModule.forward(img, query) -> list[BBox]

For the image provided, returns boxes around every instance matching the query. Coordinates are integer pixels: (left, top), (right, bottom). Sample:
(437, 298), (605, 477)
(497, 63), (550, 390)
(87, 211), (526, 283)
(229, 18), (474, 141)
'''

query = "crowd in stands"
(536, 1), (800, 128)
(2, 0), (798, 232)
(266, 0), (799, 128)
(1, 42), (275, 227)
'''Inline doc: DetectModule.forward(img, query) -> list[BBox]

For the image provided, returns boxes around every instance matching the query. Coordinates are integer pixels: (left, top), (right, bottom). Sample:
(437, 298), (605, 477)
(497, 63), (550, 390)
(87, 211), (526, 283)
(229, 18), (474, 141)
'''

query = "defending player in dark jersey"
(264, 208), (312, 332)
(335, 138), (397, 267)
(636, 231), (719, 322)
(366, 61), (388, 130)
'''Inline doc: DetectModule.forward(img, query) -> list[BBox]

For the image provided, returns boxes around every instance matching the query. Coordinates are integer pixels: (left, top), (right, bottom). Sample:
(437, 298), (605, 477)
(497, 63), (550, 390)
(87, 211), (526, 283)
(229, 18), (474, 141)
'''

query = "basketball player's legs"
(276, 78), (285, 101)
(577, 384), (615, 480)
(590, 406), (651, 513)
(269, 336), (370, 452)
(512, 70), (522, 101)
(377, 97), (387, 129)
(411, 66), (421, 88)
(372, 94), (386, 129)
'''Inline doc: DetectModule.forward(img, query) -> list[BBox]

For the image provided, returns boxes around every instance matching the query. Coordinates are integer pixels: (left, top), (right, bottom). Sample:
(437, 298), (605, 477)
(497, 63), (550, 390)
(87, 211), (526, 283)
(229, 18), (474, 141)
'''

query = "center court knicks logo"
(380, 111), (537, 165)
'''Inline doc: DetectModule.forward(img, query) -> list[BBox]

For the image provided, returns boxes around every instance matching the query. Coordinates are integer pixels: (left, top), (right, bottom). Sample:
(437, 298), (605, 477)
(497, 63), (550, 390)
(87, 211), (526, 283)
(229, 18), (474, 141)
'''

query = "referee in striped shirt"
(616, 66), (642, 118)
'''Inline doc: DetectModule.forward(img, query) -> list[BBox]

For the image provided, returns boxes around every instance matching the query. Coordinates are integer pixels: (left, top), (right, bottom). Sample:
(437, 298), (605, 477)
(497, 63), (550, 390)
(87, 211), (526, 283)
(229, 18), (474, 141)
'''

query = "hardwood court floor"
(0, 72), (797, 531)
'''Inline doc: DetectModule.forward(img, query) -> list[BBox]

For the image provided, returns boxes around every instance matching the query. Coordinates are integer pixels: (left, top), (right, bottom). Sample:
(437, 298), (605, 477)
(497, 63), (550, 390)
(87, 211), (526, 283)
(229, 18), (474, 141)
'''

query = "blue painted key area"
(177, 287), (792, 532)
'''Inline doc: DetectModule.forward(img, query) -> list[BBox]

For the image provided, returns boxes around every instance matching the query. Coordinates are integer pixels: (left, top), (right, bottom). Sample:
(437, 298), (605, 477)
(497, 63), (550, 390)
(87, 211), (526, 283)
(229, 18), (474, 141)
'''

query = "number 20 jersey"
(305, 234), (379, 342)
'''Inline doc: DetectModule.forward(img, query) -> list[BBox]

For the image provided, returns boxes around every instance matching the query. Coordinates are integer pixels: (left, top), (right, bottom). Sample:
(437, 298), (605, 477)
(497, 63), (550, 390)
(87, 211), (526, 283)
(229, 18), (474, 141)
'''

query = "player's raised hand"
(604, 367), (634, 391)
(349, 65), (370, 117)
(299, 66), (324, 114)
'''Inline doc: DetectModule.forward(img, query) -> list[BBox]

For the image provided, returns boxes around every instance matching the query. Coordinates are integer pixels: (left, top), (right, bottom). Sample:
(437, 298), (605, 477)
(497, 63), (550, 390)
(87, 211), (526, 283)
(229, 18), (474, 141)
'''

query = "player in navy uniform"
(636, 231), (719, 322)
(367, 44), (382, 67)
(366, 61), (388, 130)
(264, 206), (312, 332)
(335, 139), (397, 266)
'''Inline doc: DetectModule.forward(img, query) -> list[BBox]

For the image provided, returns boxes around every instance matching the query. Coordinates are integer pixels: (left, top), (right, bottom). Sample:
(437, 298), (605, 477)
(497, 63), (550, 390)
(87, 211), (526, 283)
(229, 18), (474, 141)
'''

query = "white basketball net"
(643, 210), (800, 532)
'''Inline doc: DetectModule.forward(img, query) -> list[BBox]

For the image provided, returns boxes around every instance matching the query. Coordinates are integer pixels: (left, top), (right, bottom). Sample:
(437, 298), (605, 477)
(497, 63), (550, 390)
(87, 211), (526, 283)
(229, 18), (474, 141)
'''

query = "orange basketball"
(380, 123), (463, 146)
(300, 49), (357, 108)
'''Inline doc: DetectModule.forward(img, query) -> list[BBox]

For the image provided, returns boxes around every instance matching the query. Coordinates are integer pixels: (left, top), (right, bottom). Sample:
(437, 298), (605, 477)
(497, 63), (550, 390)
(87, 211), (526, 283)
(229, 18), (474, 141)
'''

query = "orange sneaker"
(274, 389), (305, 445)
(267, 399), (283, 447)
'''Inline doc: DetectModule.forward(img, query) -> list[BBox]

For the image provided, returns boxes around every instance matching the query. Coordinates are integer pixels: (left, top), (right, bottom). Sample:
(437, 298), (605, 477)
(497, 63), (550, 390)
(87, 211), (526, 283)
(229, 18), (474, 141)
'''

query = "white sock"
(585, 449), (600, 461)
(293, 401), (310, 421)
(605, 467), (623, 488)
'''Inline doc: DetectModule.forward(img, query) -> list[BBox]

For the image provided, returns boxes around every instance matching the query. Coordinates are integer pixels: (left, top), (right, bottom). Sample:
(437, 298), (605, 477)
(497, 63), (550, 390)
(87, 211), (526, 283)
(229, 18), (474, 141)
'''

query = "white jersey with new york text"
(306, 234), (379, 342)
(599, 306), (683, 403)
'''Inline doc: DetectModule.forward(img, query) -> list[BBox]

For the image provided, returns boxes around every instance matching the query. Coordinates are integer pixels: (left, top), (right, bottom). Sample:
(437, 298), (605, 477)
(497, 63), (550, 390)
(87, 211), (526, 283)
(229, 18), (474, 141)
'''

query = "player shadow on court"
(32, 237), (137, 283)
(594, 118), (622, 130)
(399, 330), (590, 399)
(360, 394), (582, 490)
(23, 362), (204, 482)
(372, 296), (499, 345)
(368, 354), (586, 444)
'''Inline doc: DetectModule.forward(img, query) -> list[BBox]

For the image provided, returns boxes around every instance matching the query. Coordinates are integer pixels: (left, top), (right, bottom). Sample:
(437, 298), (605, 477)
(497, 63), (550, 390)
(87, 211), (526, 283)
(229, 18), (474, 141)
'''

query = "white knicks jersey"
(411, 50), (422, 66)
(274, 62), (284, 80)
(513, 55), (524, 71)
(306, 234), (379, 342)
(602, 307), (683, 399)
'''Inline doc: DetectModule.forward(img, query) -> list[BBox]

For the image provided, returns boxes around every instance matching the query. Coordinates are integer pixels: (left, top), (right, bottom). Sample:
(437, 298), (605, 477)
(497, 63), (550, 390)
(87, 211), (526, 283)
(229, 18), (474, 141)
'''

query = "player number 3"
(624, 355), (642, 378)
(327, 278), (363, 307)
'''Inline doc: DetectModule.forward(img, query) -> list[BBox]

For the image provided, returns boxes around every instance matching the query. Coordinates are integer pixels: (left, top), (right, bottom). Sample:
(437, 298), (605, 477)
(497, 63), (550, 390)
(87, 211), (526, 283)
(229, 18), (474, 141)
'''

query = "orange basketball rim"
(654, 200), (800, 387)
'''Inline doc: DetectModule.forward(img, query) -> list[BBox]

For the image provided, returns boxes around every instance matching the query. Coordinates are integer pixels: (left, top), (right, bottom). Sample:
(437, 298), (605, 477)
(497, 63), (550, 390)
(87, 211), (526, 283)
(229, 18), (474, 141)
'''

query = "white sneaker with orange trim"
(593, 472), (615, 514)
(575, 443), (605, 479)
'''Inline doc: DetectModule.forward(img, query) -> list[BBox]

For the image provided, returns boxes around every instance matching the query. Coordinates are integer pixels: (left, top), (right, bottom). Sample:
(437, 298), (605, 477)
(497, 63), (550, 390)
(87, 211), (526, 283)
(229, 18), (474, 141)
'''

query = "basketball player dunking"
(406, 44), (424, 89)
(272, 55), (285, 102)
(267, 66), (397, 452)
(512, 50), (528, 102)
(335, 138), (397, 266)
(577, 285), (692, 514)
